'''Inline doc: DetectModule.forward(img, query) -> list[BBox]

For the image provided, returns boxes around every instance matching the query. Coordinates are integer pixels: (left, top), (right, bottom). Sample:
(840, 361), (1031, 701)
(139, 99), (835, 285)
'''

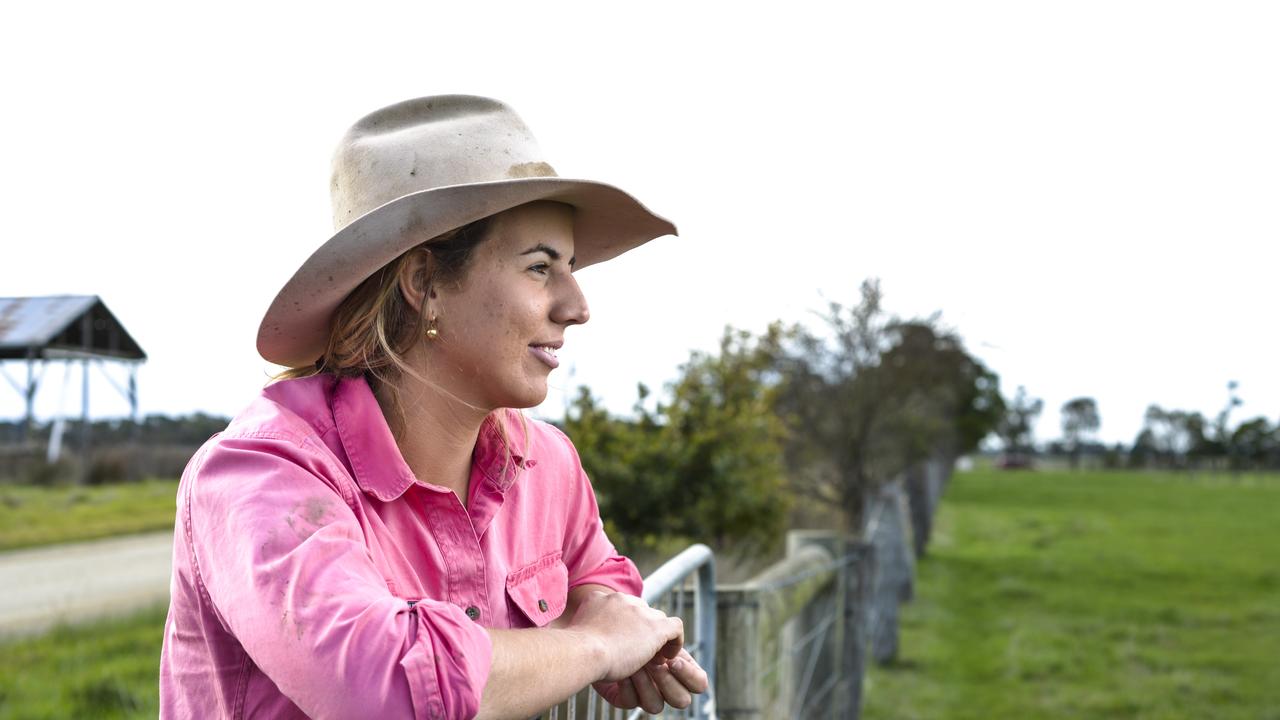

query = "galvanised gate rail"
(538, 544), (717, 720)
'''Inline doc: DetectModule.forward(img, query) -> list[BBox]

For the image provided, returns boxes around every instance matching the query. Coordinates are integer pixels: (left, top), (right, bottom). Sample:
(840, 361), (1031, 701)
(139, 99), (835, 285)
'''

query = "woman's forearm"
(548, 583), (613, 630)
(474, 587), (686, 719)
(474, 625), (604, 720)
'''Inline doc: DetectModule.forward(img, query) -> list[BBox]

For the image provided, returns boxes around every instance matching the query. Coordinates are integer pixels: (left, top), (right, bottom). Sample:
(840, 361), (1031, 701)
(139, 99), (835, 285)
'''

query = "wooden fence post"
(869, 483), (914, 665)
(837, 540), (874, 720)
(786, 530), (843, 719)
(716, 587), (764, 720)
(905, 463), (932, 559)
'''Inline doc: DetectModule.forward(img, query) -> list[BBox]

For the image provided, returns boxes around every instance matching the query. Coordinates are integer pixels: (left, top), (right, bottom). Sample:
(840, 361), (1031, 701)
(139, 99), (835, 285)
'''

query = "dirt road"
(0, 531), (173, 638)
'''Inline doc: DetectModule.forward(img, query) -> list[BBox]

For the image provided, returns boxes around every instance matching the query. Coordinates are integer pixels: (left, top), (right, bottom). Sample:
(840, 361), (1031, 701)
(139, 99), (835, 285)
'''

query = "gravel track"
(0, 531), (173, 638)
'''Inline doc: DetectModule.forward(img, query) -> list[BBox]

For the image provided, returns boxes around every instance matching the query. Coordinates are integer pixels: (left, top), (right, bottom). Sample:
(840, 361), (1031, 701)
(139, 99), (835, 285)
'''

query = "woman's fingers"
(667, 651), (710, 694)
(596, 646), (709, 713)
(645, 660), (693, 709)
(593, 678), (639, 710)
(614, 678), (639, 709)
(630, 667), (665, 715)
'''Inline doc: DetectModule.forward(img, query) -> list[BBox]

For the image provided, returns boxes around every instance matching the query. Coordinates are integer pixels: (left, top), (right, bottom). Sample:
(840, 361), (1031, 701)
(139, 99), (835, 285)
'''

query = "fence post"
(869, 483), (913, 665)
(839, 540), (874, 719)
(716, 587), (764, 720)
(786, 530), (843, 719)
(905, 463), (932, 559)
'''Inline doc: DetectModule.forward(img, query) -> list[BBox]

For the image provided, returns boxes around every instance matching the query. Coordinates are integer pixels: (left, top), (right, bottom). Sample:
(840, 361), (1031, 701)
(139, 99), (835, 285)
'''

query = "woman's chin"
(497, 380), (548, 410)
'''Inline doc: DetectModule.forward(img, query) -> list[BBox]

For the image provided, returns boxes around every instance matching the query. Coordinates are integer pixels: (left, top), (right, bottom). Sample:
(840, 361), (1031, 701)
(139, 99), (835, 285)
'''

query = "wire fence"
(536, 458), (952, 720)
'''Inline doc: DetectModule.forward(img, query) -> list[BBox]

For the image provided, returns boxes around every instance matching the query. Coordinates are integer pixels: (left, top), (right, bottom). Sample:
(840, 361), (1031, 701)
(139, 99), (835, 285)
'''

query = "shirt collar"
(331, 374), (534, 502)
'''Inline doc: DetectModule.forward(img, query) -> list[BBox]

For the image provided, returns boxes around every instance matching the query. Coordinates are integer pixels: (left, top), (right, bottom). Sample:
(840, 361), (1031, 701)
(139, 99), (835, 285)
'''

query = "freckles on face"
(430, 202), (576, 409)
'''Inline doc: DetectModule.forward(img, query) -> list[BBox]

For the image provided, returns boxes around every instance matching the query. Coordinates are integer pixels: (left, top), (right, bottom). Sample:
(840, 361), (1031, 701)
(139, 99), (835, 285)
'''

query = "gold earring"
(425, 315), (439, 340)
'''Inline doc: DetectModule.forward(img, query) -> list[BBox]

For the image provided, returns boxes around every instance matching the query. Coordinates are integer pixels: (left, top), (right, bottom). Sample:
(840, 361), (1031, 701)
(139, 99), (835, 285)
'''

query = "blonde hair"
(270, 216), (526, 461)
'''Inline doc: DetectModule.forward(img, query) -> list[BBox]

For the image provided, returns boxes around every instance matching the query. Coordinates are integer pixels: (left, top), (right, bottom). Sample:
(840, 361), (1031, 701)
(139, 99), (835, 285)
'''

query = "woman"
(159, 95), (708, 719)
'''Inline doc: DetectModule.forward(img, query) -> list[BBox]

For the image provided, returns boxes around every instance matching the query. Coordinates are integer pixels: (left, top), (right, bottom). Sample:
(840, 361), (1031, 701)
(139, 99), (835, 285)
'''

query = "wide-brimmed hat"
(256, 94), (677, 368)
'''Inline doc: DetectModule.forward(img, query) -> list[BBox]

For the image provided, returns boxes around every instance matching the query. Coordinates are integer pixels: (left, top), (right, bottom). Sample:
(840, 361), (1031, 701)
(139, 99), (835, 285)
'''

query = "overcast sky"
(2, 1), (1276, 447)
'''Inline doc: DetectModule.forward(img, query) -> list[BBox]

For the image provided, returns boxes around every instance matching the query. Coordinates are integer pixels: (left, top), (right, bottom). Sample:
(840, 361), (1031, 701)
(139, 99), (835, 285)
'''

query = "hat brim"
(256, 177), (677, 368)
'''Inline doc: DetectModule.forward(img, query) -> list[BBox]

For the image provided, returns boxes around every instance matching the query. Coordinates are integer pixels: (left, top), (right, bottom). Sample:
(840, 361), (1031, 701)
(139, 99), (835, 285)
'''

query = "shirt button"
(465, 605), (481, 621)
(538, 599), (549, 612)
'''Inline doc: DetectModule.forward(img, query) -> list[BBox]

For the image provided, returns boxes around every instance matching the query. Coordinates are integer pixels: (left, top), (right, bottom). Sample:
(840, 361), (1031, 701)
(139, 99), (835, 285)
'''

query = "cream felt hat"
(256, 95), (677, 368)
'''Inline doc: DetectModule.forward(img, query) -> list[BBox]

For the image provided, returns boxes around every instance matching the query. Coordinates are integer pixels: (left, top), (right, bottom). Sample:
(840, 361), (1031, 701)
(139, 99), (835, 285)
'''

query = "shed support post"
(23, 349), (37, 444)
(128, 362), (139, 443)
(78, 312), (92, 484)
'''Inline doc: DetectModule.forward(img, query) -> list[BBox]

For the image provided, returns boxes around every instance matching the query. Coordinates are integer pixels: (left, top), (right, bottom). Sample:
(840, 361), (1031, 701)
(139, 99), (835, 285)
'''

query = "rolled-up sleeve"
(550, 428), (644, 598)
(183, 432), (491, 719)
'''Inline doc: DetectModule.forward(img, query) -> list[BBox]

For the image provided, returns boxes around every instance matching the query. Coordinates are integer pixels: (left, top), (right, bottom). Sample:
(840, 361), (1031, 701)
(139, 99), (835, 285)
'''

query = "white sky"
(1, 1), (1277, 447)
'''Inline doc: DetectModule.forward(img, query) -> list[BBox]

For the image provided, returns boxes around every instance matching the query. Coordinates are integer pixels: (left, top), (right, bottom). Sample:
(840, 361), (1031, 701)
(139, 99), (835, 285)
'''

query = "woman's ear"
(397, 248), (437, 315)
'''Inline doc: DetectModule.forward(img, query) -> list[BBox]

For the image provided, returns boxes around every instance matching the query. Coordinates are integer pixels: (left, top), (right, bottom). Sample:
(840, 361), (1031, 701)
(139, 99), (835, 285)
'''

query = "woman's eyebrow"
(520, 243), (576, 267)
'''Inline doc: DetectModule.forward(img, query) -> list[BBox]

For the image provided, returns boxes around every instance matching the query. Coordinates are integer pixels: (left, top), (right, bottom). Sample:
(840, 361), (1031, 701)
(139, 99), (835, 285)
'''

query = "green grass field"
(0, 480), (178, 552)
(0, 603), (167, 719)
(1, 470), (1276, 718)
(864, 469), (1280, 720)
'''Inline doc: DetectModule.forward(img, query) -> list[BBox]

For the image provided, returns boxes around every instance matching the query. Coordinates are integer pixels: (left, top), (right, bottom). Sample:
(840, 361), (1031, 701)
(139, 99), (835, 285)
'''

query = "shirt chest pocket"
(505, 551), (568, 628)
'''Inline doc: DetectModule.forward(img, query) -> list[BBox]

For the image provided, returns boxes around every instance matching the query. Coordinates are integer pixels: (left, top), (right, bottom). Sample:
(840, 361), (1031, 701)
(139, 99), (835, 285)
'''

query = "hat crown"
(330, 95), (558, 230)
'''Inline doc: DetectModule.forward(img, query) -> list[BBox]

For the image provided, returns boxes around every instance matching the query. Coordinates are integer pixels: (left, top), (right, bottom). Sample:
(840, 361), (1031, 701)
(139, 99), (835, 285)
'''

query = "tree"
(877, 321), (1005, 464)
(765, 279), (1003, 531)
(1141, 405), (1207, 469)
(562, 328), (792, 556)
(562, 387), (673, 550)
(764, 280), (899, 531)
(658, 328), (792, 552)
(1060, 397), (1100, 469)
(1129, 428), (1158, 468)
(1230, 417), (1275, 471)
(997, 386), (1043, 465)
(1200, 381), (1243, 470)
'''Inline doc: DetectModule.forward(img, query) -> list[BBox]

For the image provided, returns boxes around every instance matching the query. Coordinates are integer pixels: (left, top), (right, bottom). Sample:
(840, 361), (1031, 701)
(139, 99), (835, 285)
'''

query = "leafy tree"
(765, 279), (1002, 531)
(562, 387), (673, 550)
(764, 280), (899, 531)
(1230, 416), (1275, 471)
(1199, 381), (1243, 469)
(1129, 428), (1158, 468)
(1142, 405), (1207, 469)
(1060, 397), (1100, 469)
(562, 329), (791, 555)
(659, 328), (791, 551)
(878, 321), (1005, 464)
(997, 386), (1043, 463)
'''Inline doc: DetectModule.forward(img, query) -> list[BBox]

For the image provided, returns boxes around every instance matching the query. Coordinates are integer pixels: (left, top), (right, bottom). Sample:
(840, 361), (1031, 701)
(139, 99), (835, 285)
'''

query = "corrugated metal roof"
(0, 296), (99, 349)
(0, 295), (146, 360)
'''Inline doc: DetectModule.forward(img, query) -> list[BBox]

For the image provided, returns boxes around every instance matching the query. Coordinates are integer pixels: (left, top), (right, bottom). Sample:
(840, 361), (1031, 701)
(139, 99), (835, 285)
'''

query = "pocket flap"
(506, 552), (568, 627)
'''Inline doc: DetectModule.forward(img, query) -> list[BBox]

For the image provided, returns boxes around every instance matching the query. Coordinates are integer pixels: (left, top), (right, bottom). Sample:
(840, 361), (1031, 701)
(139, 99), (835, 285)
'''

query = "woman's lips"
(528, 345), (560, 369)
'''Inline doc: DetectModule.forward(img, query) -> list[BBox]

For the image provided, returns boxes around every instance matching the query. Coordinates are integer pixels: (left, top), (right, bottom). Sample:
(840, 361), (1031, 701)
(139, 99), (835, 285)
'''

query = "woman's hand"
(592, 648), (710, 714)
(562, 588), (710, 714)
(567, 591), (684, 681)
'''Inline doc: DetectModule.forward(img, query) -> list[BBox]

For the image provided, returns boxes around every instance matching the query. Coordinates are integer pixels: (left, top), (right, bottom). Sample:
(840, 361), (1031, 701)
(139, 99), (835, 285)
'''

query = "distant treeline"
(0, 412), (231, 447)
(999, 386), (1280, 472)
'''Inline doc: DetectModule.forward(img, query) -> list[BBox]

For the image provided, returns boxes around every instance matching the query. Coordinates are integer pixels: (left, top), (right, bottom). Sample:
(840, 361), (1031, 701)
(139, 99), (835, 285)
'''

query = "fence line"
(537, 457), (952, 720)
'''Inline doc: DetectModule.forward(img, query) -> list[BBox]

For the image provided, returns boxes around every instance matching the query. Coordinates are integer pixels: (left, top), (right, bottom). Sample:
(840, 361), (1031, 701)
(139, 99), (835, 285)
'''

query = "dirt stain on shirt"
(285, 495), (335, 541)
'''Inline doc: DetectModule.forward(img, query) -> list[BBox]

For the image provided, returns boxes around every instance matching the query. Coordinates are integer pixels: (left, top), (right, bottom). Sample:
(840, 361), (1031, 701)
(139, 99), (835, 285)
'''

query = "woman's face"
(425, 201), (589, 410)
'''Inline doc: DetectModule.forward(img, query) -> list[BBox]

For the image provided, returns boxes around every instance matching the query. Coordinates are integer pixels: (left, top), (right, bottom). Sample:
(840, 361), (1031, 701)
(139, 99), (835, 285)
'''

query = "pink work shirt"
(159, 373), (642, 719)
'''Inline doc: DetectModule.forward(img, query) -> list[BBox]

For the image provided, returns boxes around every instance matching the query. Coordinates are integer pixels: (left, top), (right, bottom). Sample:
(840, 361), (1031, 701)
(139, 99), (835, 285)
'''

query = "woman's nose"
(553, 275), (590, 326)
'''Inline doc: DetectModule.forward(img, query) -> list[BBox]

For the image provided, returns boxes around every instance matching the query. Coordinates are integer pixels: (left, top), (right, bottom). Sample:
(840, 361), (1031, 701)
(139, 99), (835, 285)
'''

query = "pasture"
(1, 469), (1277, 717)
(864, 469), (1280, 719)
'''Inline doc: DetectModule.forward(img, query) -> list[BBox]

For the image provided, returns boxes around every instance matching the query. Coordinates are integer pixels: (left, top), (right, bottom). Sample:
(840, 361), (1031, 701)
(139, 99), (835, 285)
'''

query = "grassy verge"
(864, 469), (1280, 720)
(0, 602), (167, 719)
(0, 480), (178, 552)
